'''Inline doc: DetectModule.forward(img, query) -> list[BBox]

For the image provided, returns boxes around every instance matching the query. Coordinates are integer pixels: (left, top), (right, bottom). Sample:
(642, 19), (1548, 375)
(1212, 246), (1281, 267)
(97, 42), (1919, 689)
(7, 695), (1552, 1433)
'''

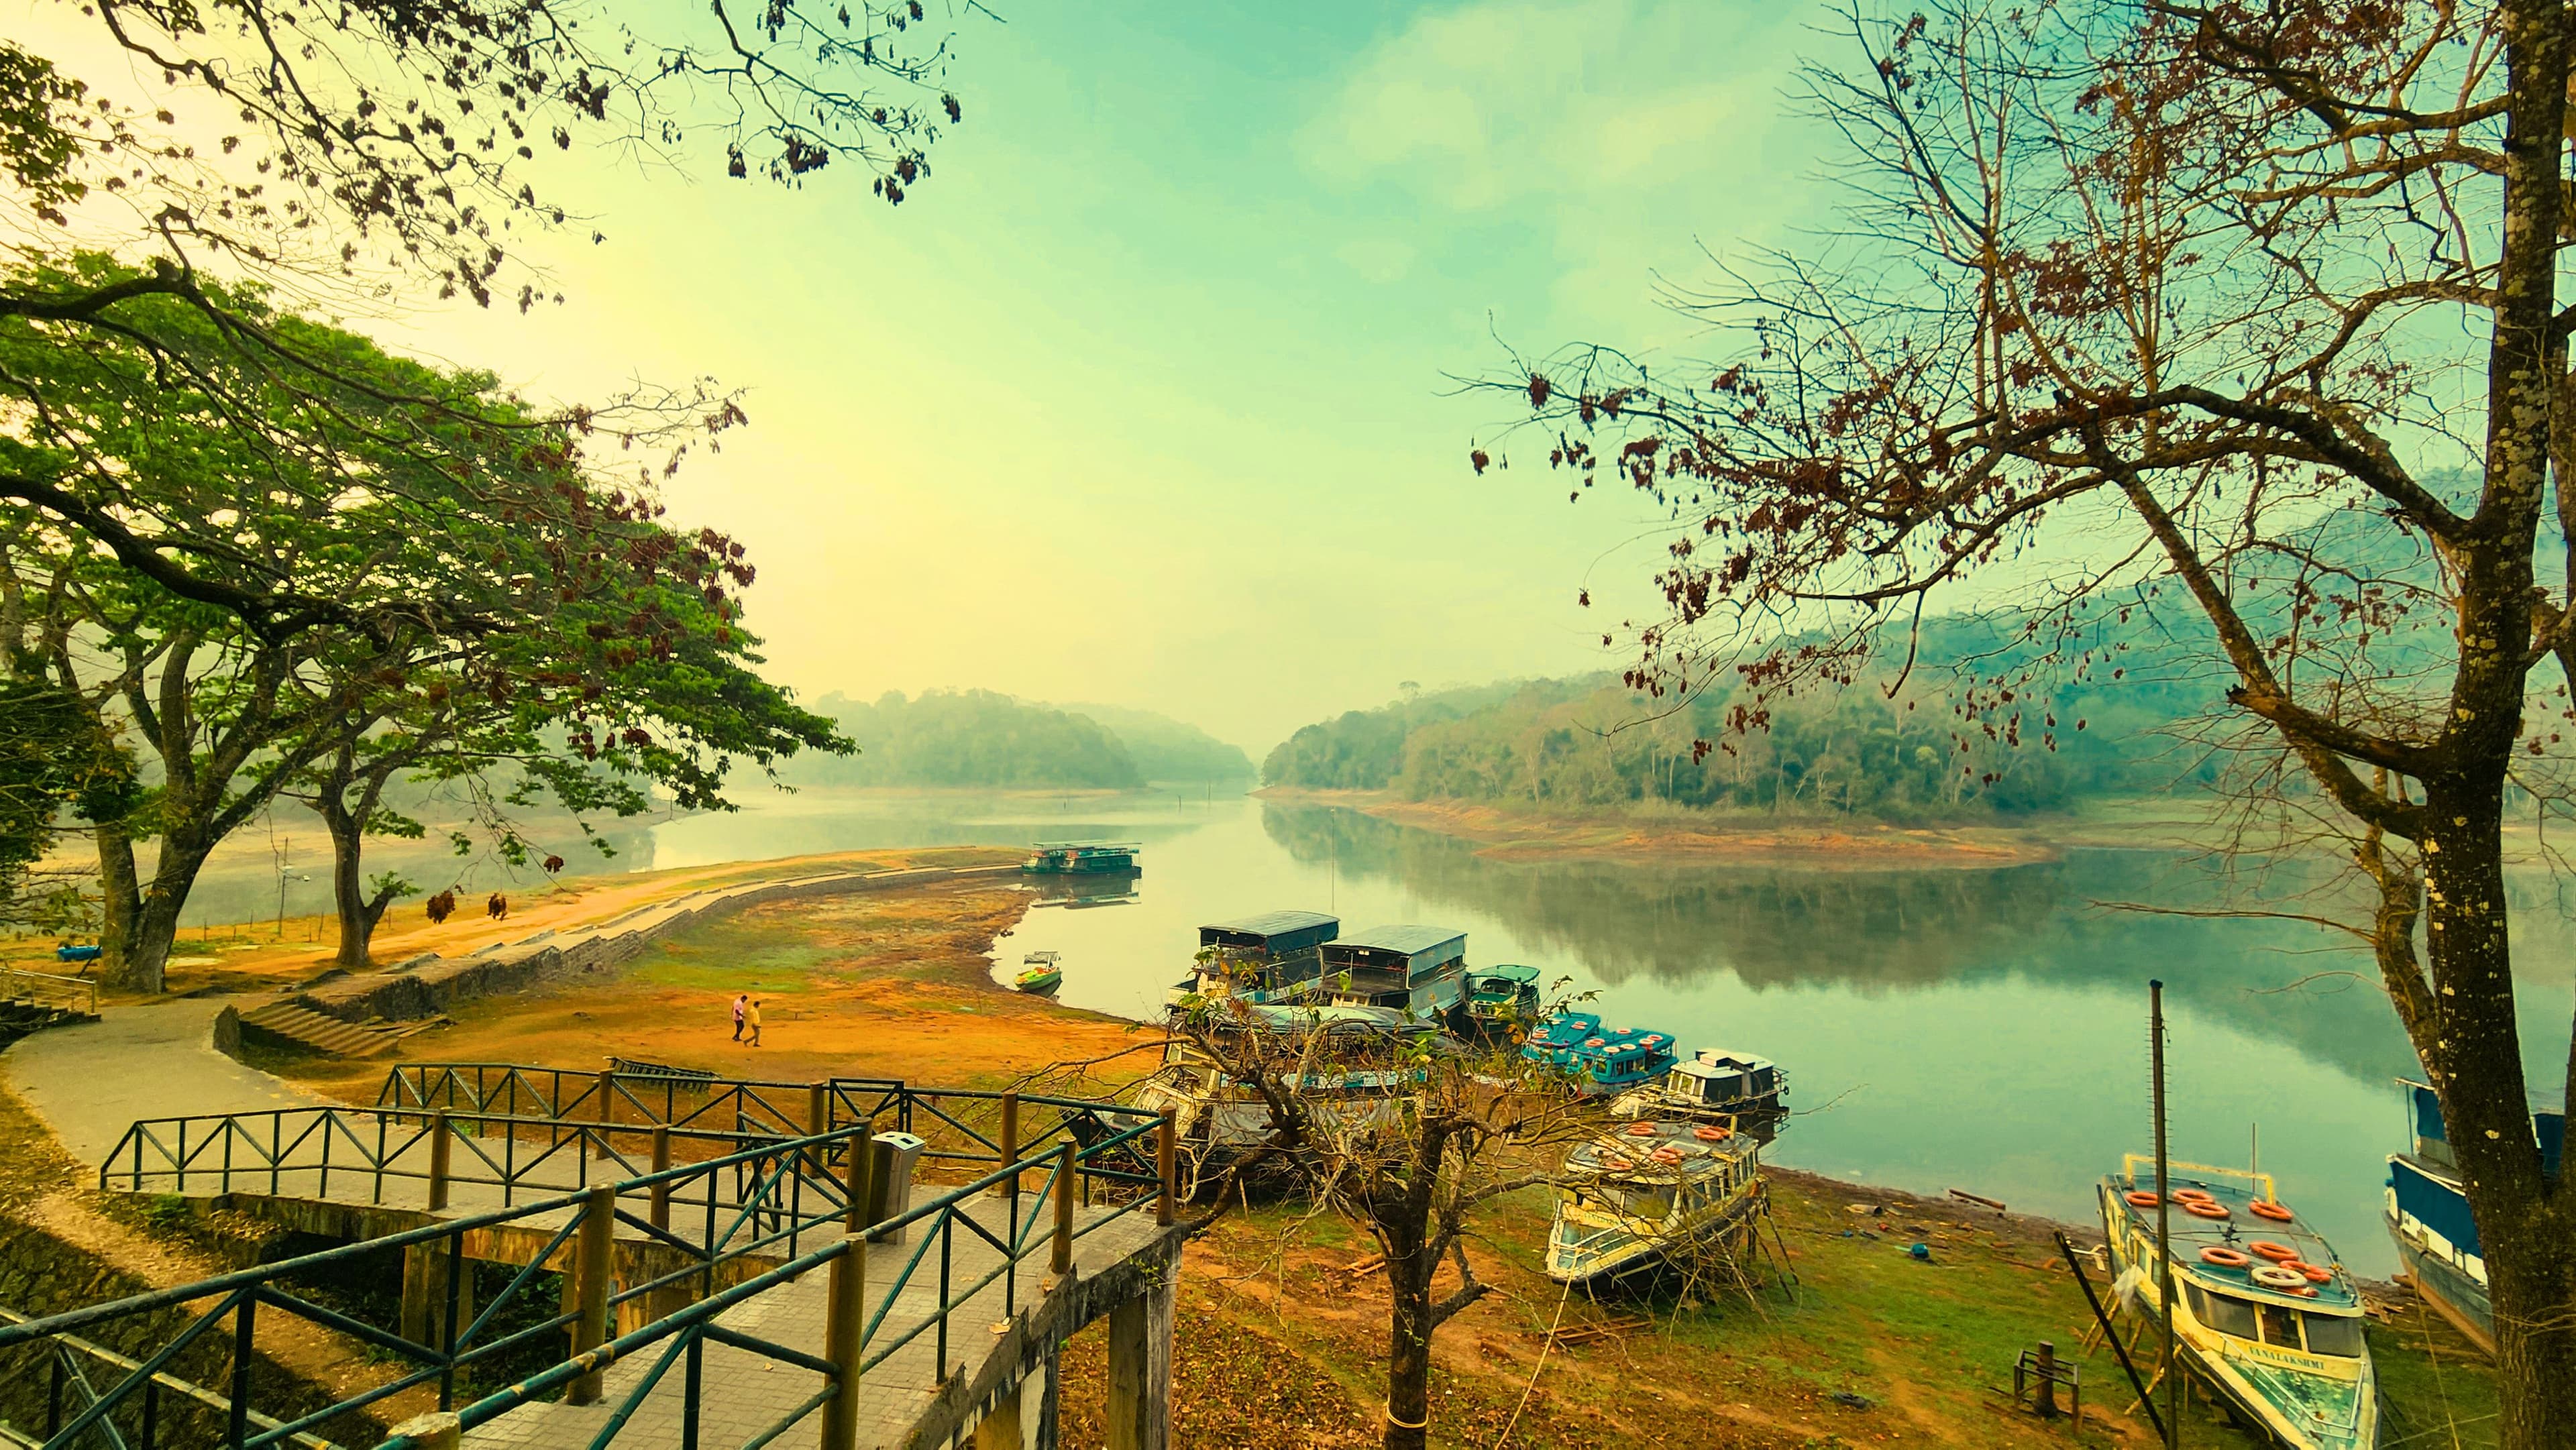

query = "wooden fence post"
(566, 1184), (616, 1406)
(649, 1127), (672, 1231)
(1156, 1110), (1177, 1227)
(995, 1093), (1019, 1197)
(1052, 1141), (1075, 1276)
(427, 1112), (452, 1213)
(818, 1241), (867, 1450)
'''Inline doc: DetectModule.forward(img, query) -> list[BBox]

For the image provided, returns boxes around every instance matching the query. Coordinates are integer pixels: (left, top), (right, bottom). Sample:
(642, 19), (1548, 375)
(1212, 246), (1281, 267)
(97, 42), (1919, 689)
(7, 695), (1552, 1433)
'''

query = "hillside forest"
(783, 691), (1252, 789)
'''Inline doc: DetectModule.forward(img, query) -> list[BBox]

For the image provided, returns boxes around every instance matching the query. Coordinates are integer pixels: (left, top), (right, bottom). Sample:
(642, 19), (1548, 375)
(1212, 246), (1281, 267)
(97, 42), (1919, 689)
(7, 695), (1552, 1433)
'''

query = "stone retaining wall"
(298, 862), (1021, 1025)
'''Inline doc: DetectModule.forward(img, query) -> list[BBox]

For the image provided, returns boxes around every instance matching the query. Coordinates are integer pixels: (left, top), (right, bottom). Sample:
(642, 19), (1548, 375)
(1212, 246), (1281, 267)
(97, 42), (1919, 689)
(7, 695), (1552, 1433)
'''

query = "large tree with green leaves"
(1486, 0), (2576, 1435)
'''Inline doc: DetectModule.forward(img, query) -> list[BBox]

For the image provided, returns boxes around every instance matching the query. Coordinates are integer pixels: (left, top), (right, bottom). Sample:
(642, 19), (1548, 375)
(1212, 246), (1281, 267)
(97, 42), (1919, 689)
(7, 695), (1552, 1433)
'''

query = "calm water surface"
(657, 788), (2576, 1275)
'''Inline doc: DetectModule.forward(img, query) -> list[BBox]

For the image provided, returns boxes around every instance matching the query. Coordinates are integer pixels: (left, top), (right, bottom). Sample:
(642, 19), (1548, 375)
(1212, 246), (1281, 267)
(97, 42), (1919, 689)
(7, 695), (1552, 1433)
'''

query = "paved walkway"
(3, 996), (325, 1165)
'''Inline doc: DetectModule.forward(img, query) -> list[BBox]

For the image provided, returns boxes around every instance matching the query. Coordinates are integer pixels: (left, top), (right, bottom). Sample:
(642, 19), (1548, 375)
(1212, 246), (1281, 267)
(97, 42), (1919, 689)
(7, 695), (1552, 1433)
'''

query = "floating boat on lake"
(1132, 1003), (1440, 1181)
(1521, 1012), (1676, 1097)
(1167, 910), (1339, 1009)
(1022, 840), (1142, 875)
(1014, 951), (1063, 994)
(1314, 926), (1467, 1019)
(1611, 1048), (1788, 1123)
(2385, 1077), (2562, 1356)
(1546, 1118), (1766, 1286)
(1458, 963), (1541, 1034)
(2097, 1156), (2375, 1449)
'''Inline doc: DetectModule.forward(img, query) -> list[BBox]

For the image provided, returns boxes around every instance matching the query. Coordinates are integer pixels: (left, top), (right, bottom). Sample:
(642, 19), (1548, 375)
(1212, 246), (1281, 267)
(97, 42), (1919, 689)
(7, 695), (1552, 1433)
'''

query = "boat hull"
(1015, 971), (1063, 994)
(2385, 1211), (2496, 1355)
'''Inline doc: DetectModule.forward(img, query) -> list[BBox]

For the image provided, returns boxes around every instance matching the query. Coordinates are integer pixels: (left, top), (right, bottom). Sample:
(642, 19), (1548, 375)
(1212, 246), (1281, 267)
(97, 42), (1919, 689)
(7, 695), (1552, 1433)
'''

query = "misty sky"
(25, 0), (1839, 755)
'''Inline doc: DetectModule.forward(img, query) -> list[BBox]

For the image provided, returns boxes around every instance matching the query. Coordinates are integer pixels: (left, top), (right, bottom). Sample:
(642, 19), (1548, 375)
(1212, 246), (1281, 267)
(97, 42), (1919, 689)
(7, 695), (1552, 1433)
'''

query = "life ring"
(1650, 1147), (1684, 1165)
(2184, 1201), (2232, 1220)
(1624, 1121), (1660, 1137)
(1602, 1157), (1633, 1172)
(1585, 1038), (1606, 1048)
(2291, 1286), (2319, 1298)
(2249, 1200), (2295, 1222)
(2124, 1190), (2161, 1208)
(2199, 1247), (2252, 1268)
(2251, 1265), (2307, 1290)
(2301, 1264), (2333, 1284)
(2249, 1240), (2300, 1262)
(2172, 1188), (2218, 1206)
(1694, 1125), (1733, 1142)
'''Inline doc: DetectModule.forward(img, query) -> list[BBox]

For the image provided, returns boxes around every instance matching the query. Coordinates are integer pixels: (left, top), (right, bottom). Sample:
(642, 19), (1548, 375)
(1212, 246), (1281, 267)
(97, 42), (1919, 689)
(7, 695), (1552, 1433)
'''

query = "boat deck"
(2106, 1166), (2359, 1309)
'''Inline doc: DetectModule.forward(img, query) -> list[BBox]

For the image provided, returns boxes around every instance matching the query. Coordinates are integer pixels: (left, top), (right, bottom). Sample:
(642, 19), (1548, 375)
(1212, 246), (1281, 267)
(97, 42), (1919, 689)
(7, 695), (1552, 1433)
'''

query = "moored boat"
(2098, 1156), (2376, 1449)
(1611, 1048), (1788, 1123)
(1314, 926), (1468, 1019)
(1022, 840), (1143, 875)
(1014, 951), (1063, 994)
(2384, 1077), (2561, 1355)
(1166, 910), (1339, 1009)
(1520, 1012), (1676, 1097)
(1546, 1118), (1766, 1286)
(1458, 963), (1542, 1034)
(1132, 1003), (1439, 1183)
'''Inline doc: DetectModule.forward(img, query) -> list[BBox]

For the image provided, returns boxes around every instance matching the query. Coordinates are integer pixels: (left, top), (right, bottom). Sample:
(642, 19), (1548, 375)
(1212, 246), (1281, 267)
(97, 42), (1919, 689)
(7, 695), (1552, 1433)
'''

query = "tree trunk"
(319, 792), (395, 968)
(94, 816), (145, 990)
(119, 829), (215, 997)
(1382, 1267), (1431, 1450)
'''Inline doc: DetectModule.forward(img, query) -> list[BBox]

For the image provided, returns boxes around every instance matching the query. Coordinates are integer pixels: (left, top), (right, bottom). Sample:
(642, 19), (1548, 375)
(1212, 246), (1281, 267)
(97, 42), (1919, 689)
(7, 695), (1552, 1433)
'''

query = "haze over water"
(654, 786), (2576, 1276)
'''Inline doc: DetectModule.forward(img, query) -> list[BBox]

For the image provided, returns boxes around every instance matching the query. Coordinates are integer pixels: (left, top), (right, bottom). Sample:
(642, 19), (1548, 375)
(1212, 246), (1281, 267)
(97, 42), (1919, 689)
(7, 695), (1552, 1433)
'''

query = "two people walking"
(731, 992), (763, 1047)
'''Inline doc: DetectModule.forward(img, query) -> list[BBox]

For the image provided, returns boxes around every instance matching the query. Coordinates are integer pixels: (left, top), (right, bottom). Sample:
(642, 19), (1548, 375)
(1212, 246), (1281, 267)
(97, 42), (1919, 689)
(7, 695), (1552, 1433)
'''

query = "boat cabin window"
(2256, 1301), (2302, 1349)
(2186, 1284), (2259, 1339)
(2300, 1312), (2365, 1358)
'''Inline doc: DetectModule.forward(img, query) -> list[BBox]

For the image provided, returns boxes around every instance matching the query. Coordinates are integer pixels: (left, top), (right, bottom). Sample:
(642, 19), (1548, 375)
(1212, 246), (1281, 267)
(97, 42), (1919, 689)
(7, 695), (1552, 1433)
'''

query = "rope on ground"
(1494, 1280), (1572, 1449)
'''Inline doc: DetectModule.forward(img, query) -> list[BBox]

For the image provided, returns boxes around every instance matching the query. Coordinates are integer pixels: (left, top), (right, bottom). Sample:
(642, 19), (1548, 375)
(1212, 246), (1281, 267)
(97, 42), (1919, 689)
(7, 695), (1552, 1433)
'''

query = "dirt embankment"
(1258, 788), (2069, 869)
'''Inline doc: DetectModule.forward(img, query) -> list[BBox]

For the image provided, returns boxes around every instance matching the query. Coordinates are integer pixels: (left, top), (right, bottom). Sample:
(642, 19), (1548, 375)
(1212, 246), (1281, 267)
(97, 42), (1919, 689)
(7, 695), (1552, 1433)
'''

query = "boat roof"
(1332, 924), (1466, 955)
(1564, 1119), (1760, 1181)
(1678, 1049), (1776, 1074)
(1202, 909), (1338, 937)
(1468, 964), (1542, 985)
(1522, 1013), (1676, 1064)
(1234, 1002), (1442, 1038)
(1031, 840), (1142, 850)
(2103, 1160), (2361, 1311)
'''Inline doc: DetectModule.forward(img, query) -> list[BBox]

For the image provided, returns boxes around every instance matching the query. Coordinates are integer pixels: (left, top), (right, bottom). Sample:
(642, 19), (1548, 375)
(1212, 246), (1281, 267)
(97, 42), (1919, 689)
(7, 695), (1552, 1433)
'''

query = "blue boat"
(1167, 910), (1340, 1008)
(2386, 1078), (2563, 1356)
(1521, 1013), (1677, 1097)
(1316, 926), (1468, 1019)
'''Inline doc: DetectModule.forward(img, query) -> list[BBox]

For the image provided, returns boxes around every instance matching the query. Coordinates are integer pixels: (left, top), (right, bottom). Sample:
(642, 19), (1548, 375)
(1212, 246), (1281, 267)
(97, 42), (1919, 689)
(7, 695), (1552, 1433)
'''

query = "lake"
(659, 787), (2572, 1273)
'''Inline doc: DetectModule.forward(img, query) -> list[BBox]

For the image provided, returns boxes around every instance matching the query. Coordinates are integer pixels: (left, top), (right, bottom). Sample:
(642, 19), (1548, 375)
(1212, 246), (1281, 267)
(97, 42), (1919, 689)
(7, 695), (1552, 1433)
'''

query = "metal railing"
(0, 965), (97, 1017)
(13, 1084), (1181, 1450)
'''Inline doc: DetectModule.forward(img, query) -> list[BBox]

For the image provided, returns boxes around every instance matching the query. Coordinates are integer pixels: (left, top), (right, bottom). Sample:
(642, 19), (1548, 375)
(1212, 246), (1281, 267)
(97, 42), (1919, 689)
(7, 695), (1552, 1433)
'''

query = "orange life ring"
(2249, 1200), (2295, 1222)
(2301, 1264), (2333, 1284)
(1585, 1038), (1607, 1048)
(2199, 1246), (2252, 1268)
(1694, 1125), (1732, 1142)
(2124, 1191), (2161, 1208)
(2249, 1240), (2300, 1262)
(1650, 1147), (1684, 1164)
(2172, 1188), (2218, 1205)
(1602, 1157), (1633, 1172)
(2291, 1286), (2318, 1298)
(2184, 1201), (2232, 1220)
(1625, 1121), (1660, 1138)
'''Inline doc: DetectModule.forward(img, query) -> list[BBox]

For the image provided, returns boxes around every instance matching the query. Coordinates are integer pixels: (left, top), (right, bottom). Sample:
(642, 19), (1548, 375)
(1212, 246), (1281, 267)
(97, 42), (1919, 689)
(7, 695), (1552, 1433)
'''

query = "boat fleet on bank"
(1013, 850), (2506, 1449)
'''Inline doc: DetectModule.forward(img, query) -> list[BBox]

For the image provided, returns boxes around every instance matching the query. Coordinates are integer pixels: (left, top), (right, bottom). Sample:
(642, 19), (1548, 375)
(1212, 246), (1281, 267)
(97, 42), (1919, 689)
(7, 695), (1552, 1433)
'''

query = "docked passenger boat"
(2385, 1077), (2561, 1355)
(2097, 1156), (2376, 1449)
(1131, 1003), (1440, 1181)
(1611, 1048), (1788, 1123)
(1546, 1118), (1766, 1286)
(1022, 840), (1143, 875)
(1166, 910), (1340, 1009)
(1458, 963), (1541, 1034)
(1315, 926), (1468, 1019)
(1014, 951), (1063, 994)
(1521, 1012), (1676, 1097)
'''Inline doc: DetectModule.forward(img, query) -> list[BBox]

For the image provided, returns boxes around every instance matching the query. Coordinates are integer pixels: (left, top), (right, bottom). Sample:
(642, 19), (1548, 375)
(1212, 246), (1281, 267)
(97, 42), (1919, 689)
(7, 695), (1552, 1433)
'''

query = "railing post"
(598, 1068), (616, 1136)
(566, 1184), (616, 1406)
(1052, 1141), (1075, 1276)
(818, 1239), (867, 1450)
(390, 1412), (462, 1450)
(995, 1093), (1019, 1198)
(1156, 1109), (1177, 1227)
(229, 1289), (256, 1448)
(843, 1125), (873, 1233)
(649, 1127), (673, 1231)
(428, 1111), (453, 1213)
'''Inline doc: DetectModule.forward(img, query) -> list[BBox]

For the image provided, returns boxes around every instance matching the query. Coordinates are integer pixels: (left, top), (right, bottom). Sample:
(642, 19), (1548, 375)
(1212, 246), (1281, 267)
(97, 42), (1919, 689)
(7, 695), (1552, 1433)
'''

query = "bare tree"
(1476, 0), (2576, 1439)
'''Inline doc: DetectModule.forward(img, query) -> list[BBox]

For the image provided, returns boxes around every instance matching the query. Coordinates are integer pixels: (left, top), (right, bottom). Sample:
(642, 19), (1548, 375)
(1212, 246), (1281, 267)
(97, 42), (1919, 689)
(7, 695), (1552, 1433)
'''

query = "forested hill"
(781, 691), (1249, 789)
(1261, 617), (2226, 820)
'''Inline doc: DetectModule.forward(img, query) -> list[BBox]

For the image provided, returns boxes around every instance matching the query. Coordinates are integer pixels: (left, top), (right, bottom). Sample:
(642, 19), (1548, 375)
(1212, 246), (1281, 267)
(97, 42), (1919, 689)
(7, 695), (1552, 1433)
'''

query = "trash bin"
(865, 1131), (927, 1243)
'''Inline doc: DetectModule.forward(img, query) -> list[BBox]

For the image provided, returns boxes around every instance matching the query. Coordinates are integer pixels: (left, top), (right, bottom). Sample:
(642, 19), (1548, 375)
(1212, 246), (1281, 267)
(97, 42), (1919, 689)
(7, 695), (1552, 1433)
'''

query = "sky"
(20, 0), (1839, 756)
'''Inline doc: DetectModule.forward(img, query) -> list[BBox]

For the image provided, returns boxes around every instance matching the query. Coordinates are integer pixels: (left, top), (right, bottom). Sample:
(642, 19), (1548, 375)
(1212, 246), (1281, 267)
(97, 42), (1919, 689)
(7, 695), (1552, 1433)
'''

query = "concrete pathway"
(2, 996), (324, 1166)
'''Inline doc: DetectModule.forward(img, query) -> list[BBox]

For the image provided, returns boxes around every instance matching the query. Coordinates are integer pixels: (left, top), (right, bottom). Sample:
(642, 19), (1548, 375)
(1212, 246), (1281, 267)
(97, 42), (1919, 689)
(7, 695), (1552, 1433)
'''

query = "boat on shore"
(1521, 1013), (1676, 1097)
(1458, 963), (1541, 1035)
(1014, 951), (1063, 993)
(1131, 1003), (1440, 1184)
(2385, 1078), (2562, 1356)
(1546, 1118), (1766, 1286)
(1313, 926), (1468, 1019)
(1166, 910), (1339, 1009)
(2097, 1156), (2375, 1449)
(1022, 840), (1143, 875)
(1611, 1048), (1788, 1123)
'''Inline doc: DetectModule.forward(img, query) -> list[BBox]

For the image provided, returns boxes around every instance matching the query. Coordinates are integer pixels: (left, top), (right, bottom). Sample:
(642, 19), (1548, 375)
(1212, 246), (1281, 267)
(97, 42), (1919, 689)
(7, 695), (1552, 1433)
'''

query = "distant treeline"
(784, 690), (1251, 789)
(1263, 616), (2226, 820)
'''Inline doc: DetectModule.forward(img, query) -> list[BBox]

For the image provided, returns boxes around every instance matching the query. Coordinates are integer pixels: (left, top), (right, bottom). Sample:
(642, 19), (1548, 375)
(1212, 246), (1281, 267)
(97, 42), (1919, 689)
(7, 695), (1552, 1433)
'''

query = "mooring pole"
(2151, 979), (2178, 1449)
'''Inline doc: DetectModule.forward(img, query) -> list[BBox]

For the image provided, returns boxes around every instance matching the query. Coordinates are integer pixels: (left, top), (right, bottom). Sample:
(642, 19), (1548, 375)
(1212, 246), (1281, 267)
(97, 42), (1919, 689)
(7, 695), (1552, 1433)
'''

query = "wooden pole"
(427, 1112), (452, 1213)
(567, 1184), (615, 1406)
(2151, 980), (2178, 1449)
(649, 1127), (672, 1231)
(1156, 1109), (1176, 1227)
(996, 1093), (1019, 1197)
(1053, 1141), (1075, 1276)
(819, 1241), (868, 1450)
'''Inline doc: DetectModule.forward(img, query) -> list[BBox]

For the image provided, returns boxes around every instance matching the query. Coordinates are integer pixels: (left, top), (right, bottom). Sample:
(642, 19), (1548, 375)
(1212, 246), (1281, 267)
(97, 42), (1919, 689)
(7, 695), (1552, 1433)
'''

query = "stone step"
(238, 1001), (400, 1058)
